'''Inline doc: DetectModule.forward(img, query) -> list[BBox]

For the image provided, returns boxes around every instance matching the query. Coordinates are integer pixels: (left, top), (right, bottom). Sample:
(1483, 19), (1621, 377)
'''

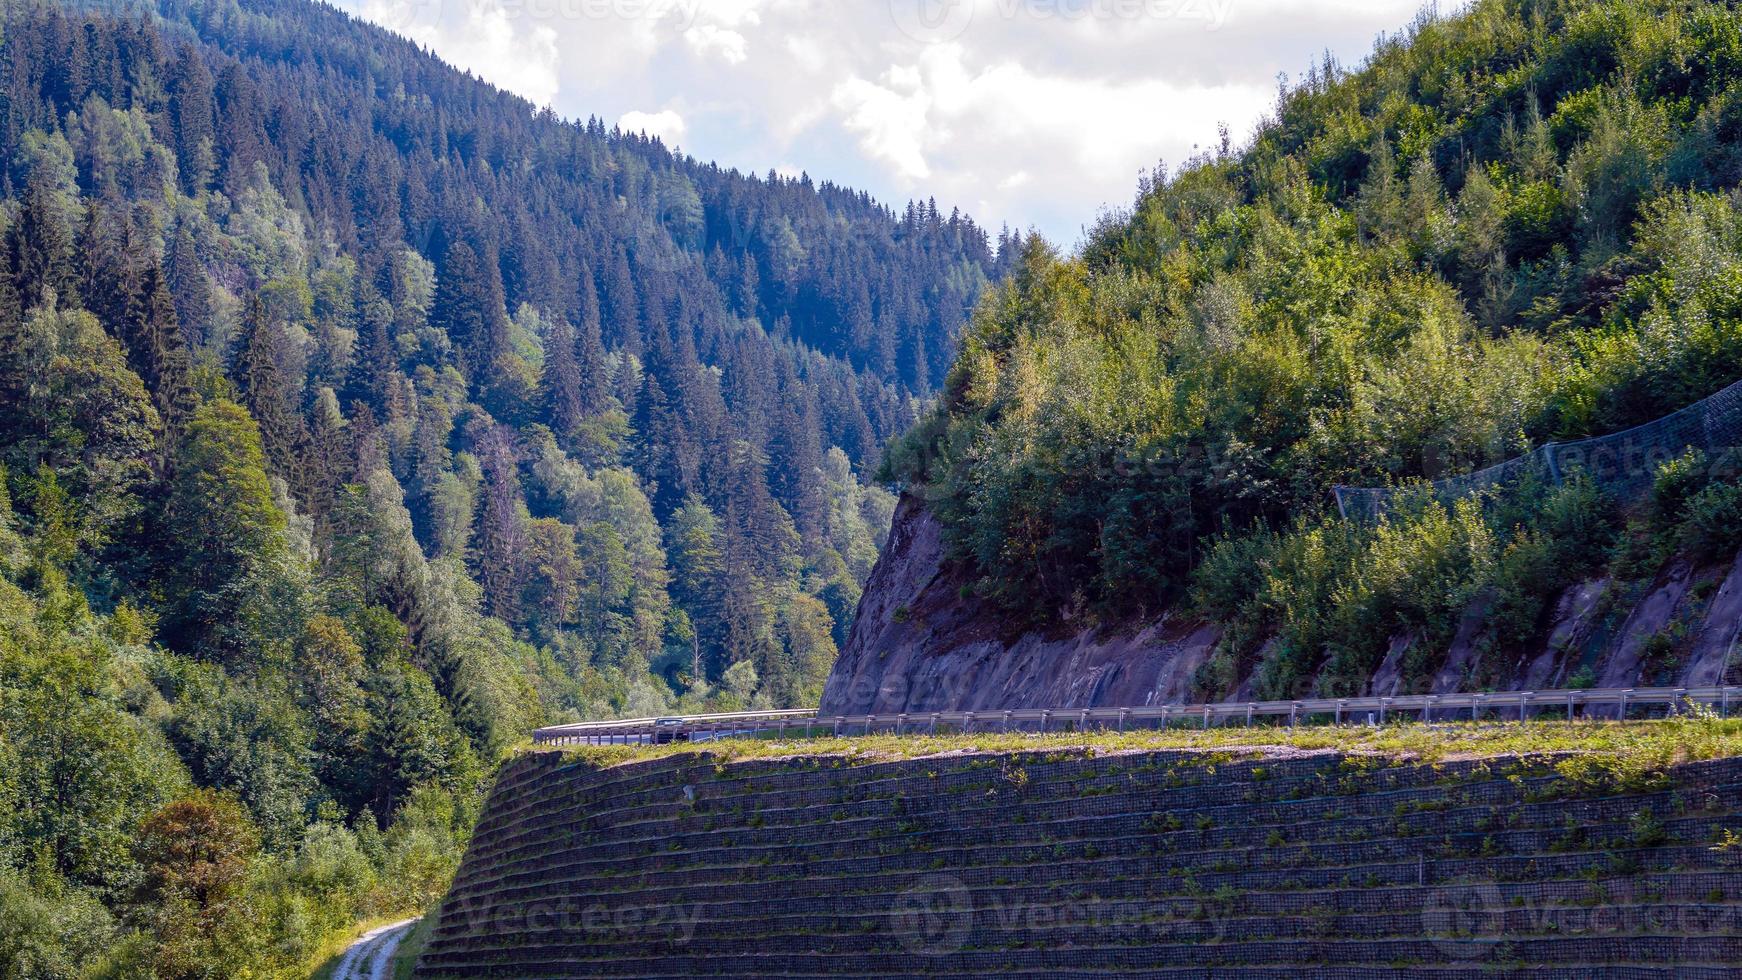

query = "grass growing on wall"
(552, 713), (1742, 788)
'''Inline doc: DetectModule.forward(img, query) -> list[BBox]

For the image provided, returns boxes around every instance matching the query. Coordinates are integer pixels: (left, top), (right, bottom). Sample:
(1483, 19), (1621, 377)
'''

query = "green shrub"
(1678, 480), (1742, 562)
(1651, 450), (1710, 531)
(0, 867), (122, 980)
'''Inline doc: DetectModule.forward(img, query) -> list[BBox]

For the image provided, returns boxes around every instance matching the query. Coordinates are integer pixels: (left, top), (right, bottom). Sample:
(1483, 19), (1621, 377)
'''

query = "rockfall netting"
(1334, 376), (1742, 521)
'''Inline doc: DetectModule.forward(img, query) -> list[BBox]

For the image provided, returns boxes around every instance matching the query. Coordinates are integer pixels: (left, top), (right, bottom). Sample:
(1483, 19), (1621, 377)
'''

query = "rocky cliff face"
(819, 495), (1742, 714)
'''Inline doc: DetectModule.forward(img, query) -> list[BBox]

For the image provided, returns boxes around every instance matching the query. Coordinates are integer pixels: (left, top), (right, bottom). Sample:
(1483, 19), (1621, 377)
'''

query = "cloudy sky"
(337, 0), (1443, 245)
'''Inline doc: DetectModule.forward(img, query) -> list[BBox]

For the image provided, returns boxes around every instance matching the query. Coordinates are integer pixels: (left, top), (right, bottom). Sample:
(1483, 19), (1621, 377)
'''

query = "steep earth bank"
(820, 496), (1742, 714)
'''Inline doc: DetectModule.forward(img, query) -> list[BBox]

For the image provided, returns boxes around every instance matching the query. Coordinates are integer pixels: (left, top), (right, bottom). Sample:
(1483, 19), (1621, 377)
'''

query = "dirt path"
(332, 918), (419, 980)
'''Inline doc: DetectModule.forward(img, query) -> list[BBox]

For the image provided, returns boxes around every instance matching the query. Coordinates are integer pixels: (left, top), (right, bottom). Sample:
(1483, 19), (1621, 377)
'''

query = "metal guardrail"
(533, 686), (1742, 746)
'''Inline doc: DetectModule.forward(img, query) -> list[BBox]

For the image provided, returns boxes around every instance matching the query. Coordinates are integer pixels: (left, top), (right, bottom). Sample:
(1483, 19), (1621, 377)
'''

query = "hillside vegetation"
(888, 0), (1742, 701)
(0, 0), (1002, 974)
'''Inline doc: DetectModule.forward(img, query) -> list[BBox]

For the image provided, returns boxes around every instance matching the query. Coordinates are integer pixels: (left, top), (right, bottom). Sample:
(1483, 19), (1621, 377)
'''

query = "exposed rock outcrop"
(821, 495), (1742, 714)
(821, 495), (1223, 714)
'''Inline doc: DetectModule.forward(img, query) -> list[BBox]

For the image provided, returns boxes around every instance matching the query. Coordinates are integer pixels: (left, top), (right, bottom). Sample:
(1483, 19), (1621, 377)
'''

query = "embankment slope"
(417, 731), (1742, 977)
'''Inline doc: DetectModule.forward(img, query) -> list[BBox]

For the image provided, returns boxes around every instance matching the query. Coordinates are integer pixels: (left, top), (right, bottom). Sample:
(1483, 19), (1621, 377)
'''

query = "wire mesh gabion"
(1333, 377), (1742, 522)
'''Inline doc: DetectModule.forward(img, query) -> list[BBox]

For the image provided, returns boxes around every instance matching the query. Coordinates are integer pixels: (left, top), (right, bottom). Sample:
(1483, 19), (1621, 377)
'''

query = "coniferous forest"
(0, 0), (1008, 973)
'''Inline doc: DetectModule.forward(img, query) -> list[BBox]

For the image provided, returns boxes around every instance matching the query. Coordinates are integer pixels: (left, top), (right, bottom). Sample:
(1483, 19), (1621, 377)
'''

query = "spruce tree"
(306, 388), (350, 539)
(539, 316), (585, 447)
(575, 272), (611, 416)
(473, 424), (528, 623)
(432, 239), (508, 383)
(169, 47), (217, 193)
(10, 171), (79, 311)
(78, 200), (130, 331)
(124, 259), (196, 447)
(0, 242), (20, 354)
(165, 220), (212, 347)
(233, 293), (308, 489)
(345, 290), (398, 415)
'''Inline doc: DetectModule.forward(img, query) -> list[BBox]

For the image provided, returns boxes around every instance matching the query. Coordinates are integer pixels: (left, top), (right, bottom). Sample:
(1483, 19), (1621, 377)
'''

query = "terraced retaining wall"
(417, 747), (1742, 978)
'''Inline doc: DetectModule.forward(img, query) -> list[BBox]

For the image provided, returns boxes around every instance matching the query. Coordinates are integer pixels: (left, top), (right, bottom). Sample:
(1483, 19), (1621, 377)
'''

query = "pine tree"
(168, 47), (217, 193)
(431, 240), (507, 383)
(539, 316), (585, 447)
(666, 494), (724, 681)
(599, 248), (640, 354)
(473, 424), (528, 623)
(345, 287), (399, 415)
(630, 332), (695, 517)
(305, 388), (350, 539)
(10, 170), (80, 311)
(767, 362), (824, 536)
(124, 259), (197, 447)
(233, 293), (308, 487)
(78, 200), (130, 331)
(165, 220), (213, 347)
(575, 273), (611, 416)
(0, 242), (20, 359)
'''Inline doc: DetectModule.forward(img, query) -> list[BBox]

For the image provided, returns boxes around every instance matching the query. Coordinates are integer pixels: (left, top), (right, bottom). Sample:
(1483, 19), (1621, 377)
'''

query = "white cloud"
(684, 24), (750, 64)
(619, 108), (689, 148)
(337, 0), (1457, 244)
(832, 71), (933, 180)
(682, 0), (766, 63)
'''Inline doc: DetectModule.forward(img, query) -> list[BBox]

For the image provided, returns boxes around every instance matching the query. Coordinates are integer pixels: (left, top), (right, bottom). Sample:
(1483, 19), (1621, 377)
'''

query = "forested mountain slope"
(0, 0), (1002, 973)
(838, 0), (1742, 713)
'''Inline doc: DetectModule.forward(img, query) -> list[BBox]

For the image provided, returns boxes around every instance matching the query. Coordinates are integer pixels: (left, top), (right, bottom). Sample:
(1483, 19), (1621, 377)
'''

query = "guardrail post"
(1289, 703), (1299, 728)
(1080, 709), (1091, 733)
(1202, 705), (1210, 729)
(897, 714), (908, 735)
(1039, 710), (1050, 733)
(1378, 699), (1387, 724)
(964, 712), (975, 734)
(1335, 700), (1346, 725)
(1620, 690), (1631, 720)
(1674, 689), (1688, 717)
(833, 717), (842, 737)
(1118, 708), (1129, 732)
(1002, 710), (1013, 733)
(1520, 693), (1532, 723)
(929, 713), (939, 734)
(1246, 703), (1255, 726)
(1472, 695), (1482, 723)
